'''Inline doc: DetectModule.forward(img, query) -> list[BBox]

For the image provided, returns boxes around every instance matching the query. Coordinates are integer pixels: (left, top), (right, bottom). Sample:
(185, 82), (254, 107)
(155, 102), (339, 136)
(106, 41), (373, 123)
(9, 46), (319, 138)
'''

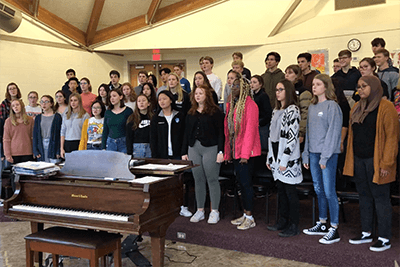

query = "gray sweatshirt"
(302, 100), (342, 166)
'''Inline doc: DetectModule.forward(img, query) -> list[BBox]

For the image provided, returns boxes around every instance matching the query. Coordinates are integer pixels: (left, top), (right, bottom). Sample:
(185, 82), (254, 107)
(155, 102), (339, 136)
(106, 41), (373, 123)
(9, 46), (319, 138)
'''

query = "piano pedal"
(44, 255), (64, 267)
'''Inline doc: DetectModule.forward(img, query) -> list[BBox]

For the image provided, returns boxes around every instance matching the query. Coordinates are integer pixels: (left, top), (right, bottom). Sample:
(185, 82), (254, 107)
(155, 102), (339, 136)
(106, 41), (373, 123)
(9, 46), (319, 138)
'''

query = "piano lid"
(60, 150), (135, 180)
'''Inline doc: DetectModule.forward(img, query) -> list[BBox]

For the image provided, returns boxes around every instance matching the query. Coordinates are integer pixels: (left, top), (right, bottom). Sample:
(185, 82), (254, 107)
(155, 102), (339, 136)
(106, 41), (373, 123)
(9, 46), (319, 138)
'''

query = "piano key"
(11, 204), (130, 222)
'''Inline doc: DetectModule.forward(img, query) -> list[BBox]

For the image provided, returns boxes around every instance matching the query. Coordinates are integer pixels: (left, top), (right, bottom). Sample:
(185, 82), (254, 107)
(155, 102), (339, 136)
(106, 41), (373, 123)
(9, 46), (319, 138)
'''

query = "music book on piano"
(13, 161), (60, 176)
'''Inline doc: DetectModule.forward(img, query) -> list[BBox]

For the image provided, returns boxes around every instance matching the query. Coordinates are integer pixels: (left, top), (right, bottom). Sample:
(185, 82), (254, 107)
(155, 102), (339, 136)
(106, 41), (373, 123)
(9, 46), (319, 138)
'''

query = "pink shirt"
(81, 92), (97, 115)
(3, 117), (34, 158)
(224, 96), (261, 160)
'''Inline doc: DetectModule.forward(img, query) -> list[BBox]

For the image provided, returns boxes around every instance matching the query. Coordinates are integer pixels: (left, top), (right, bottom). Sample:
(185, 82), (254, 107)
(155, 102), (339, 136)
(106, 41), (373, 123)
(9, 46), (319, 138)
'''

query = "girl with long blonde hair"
(224, 78), (261, 230)
(167, 73), (191, 115)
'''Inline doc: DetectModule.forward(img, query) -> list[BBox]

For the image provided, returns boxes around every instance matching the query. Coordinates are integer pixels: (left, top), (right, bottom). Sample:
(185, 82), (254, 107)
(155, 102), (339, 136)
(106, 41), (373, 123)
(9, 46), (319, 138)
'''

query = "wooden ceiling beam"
(36, 6), (86, 46)
(153, 0), (222, 24)
(91, 0), (223, 46)
(86, 0), (106, 46)
(30, 0), (39, 17)
(146, 0), (162, 25)
(269, 0), (302, 37)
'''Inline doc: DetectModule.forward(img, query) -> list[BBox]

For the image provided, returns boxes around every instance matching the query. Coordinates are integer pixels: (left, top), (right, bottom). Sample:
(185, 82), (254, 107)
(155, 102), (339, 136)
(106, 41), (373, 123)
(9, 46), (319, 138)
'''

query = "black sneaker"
(267, 217), (288, 231)
(319, 227), (340, 244)
(349, 233), (373, 244)
(279, 223), (300, 237)
(303, 221), (329, 235)
(370, 239), (391, 252)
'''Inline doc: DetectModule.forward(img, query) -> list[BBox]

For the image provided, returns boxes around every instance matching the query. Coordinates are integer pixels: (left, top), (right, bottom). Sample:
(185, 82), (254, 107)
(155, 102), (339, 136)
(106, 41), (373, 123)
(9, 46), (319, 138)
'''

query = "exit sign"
(152, 54), (161, 61)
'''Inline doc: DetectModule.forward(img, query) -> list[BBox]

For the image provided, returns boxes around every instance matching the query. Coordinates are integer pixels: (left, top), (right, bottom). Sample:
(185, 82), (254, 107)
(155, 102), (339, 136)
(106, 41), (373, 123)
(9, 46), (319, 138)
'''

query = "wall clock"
(347, 38), (361, 52)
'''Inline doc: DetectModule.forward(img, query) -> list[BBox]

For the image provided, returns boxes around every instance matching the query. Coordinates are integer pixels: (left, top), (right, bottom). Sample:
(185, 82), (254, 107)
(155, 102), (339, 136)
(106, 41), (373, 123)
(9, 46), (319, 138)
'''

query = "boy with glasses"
(331, 50), (361, 96)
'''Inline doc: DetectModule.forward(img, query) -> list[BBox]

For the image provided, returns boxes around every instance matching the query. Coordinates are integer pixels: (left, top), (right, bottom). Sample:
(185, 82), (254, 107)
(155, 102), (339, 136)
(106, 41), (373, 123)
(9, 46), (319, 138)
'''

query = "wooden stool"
(25, 226), (122, 267)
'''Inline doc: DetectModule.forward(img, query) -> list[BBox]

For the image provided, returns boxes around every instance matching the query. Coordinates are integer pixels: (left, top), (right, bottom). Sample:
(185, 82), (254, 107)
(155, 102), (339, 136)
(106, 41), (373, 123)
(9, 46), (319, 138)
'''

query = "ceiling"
(2, 0), (224, 48)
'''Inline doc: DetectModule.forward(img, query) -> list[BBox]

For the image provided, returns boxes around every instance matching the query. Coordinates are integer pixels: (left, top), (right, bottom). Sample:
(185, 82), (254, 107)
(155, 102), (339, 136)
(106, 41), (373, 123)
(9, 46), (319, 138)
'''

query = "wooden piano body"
(3, 151), (194, 267)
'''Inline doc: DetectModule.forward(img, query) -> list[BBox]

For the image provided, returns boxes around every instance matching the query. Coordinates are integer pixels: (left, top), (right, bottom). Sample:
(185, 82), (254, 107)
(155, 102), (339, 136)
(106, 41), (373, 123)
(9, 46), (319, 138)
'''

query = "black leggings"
(276, 180), (300, 225)
(233, 158), (254, 212)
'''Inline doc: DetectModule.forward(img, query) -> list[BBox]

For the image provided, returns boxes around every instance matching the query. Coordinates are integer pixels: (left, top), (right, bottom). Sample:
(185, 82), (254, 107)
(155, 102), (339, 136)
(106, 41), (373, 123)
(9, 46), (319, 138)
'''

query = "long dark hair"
(54, 90), (67, 111)
(109, 88), (125, 110)
(158, 90), (177, 112)
(90, 100), (106, 118)
(96, 83), (111, 107)
(275, 79), (299, 110)
(126, 94), (153, 130)
(141, 82), (157, 112)
(188, 85), (219, 115)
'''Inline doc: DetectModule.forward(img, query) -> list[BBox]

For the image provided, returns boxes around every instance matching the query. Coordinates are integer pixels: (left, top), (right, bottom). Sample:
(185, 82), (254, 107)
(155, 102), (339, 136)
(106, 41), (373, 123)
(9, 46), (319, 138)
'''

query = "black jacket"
(181, 109), (224, 155)
(150, 110), (185, 159)
(253, 89), (272, 127)
(331, 67), (361, 91)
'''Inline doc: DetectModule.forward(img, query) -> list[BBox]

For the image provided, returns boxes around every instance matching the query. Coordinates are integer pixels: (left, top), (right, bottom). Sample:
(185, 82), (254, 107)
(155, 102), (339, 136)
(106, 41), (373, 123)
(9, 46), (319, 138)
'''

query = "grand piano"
(3, 150), (194, 267)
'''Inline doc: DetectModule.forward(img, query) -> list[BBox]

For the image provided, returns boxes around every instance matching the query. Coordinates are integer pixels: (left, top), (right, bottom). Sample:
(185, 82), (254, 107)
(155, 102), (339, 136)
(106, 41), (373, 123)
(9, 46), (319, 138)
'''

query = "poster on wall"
(391, 50), (400, 68)
(308, 49), (329, 75)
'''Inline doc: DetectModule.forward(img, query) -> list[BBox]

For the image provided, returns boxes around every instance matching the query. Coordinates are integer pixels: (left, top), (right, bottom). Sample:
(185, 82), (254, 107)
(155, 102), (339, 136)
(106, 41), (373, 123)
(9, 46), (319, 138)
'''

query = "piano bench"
(24, 227), (122, 267)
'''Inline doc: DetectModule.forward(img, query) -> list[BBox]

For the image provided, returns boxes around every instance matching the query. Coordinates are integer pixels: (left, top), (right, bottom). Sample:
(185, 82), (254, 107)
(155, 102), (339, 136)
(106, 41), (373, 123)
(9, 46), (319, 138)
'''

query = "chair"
(25, 227), (122, 267)
(252, 154), (275, 224)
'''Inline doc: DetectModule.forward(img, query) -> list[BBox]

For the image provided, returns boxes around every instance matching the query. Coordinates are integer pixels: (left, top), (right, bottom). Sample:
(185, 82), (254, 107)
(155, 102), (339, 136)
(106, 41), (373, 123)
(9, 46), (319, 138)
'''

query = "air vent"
(0, 2), (15, 19)
(335, 0), (385, 11)
(0, 0), (22, 33)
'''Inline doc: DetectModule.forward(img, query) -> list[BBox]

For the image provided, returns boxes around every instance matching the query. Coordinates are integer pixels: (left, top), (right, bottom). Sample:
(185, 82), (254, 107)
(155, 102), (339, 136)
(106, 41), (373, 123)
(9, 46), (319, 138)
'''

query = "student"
(121, 82), (137, 111)
(266, 79), (302, 237)
(54, 90), (68, 115)
(96, 83), (111, 110)
(61, 69), (81, 97)
(79, 100), (106, 151)
(173, 64), (191, 93)
(285, 65), (312, 145)
(333, 59), (341, 74)
(331, 49), (361, 95)
(199, 56), (223, 100)
(157, 68), (171, 96)
(232, 60), (250, 82)
(261, 52), (285, 108)
(102, 88), (133, 153)
(134, 70), (148, 95)
(375, 48), (399, 100)
(150, 90), (185, 159)
(344, 76), (399, 252)
(150, 90), (189, 217)
(297, 52), (318, 91)
(231, 52), (251, 79)
(33, 95), (62, 163)
(141, 82), (157, 113)
(25, 91), (42, 118)
(65, 77), (80, 101)
(167, 73), (191, 116)
(108, 70), (122, 90)
(60, 93), (90, 158)
(356, 57), (389, 100)
(223, 70), (242, 112)
(3, 99), (34, 164)
(80, 77), (97, 115)
(181, 85), (224, 224)
(192, 71), (219, 106)
(302, 74), (342, 244)
(148, 74), (158, 91)
(126, 94), (153, 158)
(225, 78), (261, 230)
(250, 75), (272, 152)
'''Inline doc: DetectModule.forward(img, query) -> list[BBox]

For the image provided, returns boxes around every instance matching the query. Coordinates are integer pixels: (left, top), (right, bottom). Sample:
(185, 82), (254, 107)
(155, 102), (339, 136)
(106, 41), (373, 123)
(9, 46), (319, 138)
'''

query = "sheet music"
(129, 176), (167, 184)
(13, 161), (57, 170)
(132, 163), (188, 171)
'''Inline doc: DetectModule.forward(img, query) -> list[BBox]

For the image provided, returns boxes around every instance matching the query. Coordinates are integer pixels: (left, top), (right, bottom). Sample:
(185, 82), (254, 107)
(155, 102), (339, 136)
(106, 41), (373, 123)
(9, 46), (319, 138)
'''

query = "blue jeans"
(106, 137), (127, 153)
(133, 143), (151, 158)
(309, 153), (339, 226)
(87, 143), (102, 150)
(42, 138), (59, 163)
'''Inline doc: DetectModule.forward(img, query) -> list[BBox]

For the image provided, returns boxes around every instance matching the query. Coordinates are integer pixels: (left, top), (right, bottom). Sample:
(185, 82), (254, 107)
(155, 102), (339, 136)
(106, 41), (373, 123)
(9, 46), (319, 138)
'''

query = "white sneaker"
(179, 206), (192, 217)
(190, 210), (205, 223)
(207, 210), (220, 224)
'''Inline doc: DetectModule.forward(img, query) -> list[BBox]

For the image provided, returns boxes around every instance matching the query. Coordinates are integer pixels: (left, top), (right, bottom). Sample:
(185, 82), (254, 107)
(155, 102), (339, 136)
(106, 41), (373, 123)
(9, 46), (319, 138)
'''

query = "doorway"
(129, 61), (187, 88)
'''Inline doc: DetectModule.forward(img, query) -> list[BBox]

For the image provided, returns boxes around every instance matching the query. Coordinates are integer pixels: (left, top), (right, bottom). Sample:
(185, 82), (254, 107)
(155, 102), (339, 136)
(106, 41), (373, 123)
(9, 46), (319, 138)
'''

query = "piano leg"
(149, 220), (174, 267)
(30, 222), (44, 266)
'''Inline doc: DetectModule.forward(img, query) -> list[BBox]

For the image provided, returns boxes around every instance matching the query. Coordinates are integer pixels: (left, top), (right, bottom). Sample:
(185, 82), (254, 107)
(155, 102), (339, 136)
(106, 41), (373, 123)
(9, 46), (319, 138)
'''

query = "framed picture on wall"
(390, 49), (400, 68)
(308, 49), (329, 75)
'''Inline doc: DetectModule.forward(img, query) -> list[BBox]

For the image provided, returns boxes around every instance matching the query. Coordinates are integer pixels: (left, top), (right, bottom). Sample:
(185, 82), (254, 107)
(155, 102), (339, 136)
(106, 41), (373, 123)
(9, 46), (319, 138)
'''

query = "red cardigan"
(224, 96), (261, 160)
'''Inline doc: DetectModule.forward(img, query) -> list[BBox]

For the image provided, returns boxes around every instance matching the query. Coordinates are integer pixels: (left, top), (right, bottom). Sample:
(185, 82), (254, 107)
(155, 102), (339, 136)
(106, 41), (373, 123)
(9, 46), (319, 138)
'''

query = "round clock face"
(347, 38), (361, 52)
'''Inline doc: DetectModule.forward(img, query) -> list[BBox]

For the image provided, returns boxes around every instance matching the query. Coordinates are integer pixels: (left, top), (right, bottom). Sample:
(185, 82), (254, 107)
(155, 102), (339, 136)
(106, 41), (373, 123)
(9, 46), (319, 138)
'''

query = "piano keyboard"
(11, 204), (130, 222)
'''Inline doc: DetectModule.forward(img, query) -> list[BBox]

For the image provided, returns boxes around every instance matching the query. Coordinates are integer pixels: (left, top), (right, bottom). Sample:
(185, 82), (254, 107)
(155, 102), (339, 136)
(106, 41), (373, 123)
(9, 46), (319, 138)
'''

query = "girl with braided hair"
(224, 78), (261, 230)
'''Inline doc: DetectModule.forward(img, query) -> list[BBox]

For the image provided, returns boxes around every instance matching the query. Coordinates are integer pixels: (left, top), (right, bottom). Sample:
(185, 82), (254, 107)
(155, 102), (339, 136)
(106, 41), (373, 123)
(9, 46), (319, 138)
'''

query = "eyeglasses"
(275, 88), (285, 92)
(40, 100), (50, 104)
(356, 84), (369, 90)
(359, 65), (370, 70)
(80, 82), (88, 85)
(92, 106), (102, 110)
(339, 56), (350, 60)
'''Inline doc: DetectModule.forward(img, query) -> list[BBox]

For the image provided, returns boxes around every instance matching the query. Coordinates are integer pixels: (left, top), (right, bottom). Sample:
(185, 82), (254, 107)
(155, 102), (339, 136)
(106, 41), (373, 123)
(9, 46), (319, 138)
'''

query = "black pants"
(276, 180), (300, 225)
(64, 140), (80, 153)
(233, 158), (254, 212)
(354, 156), (392, 239)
